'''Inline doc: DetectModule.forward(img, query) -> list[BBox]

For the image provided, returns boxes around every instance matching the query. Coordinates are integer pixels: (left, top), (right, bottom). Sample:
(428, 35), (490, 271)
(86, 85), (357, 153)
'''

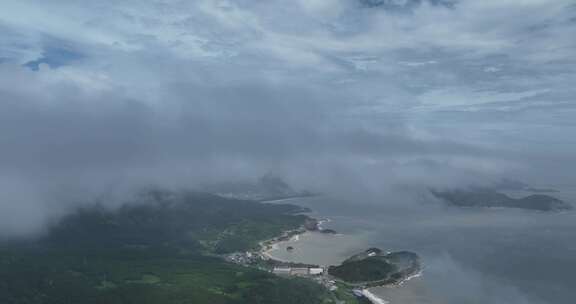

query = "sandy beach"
(260, 231), (307, 262)
(260, 216), (416, 304)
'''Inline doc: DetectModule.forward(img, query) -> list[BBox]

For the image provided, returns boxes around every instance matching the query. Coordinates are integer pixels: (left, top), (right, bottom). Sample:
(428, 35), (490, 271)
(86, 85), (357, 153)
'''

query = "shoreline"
(259, 217), (334, 263)
(251, 196), (421, 304)
(361, 289), (390, 304)
(257, 217), (407, 304)
(260, 230), (308, 262)
(396, 269), (423, 286)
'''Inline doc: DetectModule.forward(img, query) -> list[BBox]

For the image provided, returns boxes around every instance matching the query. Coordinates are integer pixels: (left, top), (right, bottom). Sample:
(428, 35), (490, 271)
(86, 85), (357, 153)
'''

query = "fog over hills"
(1, 1), (576, 304)
(1, 0), (575, 236)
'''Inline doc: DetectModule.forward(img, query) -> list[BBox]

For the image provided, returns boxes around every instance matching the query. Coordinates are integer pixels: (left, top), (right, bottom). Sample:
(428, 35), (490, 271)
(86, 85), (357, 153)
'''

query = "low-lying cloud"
(0, 0), (575, 236)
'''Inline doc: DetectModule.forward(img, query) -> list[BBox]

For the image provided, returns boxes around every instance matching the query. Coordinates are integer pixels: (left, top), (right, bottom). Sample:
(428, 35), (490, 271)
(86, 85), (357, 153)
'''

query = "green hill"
(0, 189), (331, 304)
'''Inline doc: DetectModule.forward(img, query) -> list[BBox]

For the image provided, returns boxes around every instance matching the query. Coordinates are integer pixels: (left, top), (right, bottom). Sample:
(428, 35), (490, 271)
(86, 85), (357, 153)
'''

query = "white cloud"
(0, 0), (576, 234)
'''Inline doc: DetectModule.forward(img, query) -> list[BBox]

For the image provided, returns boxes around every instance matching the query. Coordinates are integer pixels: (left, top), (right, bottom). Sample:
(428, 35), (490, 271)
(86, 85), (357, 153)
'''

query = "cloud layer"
(0, 0), (575, 235)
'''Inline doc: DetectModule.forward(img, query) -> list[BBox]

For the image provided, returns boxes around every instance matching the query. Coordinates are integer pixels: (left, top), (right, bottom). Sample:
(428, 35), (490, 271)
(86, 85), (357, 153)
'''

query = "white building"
(272, 267), (291, 275)
(309, 268), (324, 275)
(291, 268), (309, 276)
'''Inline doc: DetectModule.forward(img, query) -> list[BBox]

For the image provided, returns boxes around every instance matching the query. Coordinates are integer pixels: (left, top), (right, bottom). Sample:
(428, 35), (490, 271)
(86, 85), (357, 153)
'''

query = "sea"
(266, 187), (576, 304)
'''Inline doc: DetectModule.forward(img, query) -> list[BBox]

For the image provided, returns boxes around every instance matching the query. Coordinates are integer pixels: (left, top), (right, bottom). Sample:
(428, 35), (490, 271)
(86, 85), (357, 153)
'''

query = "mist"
(1, 0), (575, 239)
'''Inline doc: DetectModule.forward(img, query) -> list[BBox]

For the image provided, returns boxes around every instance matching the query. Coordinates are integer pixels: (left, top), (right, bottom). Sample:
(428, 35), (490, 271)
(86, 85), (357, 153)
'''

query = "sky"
(1, 0), (576, 236)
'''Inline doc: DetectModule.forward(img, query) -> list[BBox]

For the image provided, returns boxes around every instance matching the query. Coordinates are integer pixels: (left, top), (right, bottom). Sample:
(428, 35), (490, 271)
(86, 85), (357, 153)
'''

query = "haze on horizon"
(1, 0), (576, 236)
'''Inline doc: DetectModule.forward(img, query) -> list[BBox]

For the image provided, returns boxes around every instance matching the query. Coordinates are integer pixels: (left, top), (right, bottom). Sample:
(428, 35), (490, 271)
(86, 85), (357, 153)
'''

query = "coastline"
(259, 217), (335, 263)
(257, 216), (408, 304)
(254, 190), (576, 304)
(395, 269), (423, 286)
(260, 230), (307, 262)
(361, 289), (390, 304)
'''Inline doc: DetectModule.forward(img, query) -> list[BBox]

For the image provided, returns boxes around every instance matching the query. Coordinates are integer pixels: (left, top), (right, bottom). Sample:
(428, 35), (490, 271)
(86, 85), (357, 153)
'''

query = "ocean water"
(268, 190), (576, 304)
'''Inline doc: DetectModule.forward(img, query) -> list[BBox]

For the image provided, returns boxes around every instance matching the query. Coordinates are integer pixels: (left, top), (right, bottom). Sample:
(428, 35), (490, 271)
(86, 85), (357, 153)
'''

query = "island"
(328, 248), (421, 287)
(430, 187), (572, 211)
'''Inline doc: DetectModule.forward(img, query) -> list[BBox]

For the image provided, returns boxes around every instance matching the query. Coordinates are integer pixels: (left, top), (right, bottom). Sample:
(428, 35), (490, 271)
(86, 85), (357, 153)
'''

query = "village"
(224, 249), (340, 291)
(222, 215), (375, 304)
(224, 248), (380, 304)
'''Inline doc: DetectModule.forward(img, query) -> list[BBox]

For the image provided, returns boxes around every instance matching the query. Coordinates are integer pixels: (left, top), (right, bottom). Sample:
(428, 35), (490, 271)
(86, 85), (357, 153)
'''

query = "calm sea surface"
(268, 188), (576, 304)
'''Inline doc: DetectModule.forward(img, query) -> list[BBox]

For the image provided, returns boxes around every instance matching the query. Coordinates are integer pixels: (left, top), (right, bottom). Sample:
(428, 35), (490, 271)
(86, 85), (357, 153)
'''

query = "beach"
(269, 194), (576, 304)
(260, 206), (412, 304)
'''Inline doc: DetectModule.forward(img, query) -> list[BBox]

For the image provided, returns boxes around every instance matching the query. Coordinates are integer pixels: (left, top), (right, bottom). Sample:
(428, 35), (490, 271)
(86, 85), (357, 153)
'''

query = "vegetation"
(0, 247), (331, 304)
(0, 189), (333, 304)
(46, 189), (308, 254)
(328, 249), (420, 286)
(430, 188), (572, 211)
(329, 256), (394, 284)
(331, 283), (371, 304)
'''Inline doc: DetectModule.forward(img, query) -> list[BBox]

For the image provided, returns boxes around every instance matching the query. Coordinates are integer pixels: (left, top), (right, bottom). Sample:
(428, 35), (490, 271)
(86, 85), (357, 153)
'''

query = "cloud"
(0, 0), (575, 236)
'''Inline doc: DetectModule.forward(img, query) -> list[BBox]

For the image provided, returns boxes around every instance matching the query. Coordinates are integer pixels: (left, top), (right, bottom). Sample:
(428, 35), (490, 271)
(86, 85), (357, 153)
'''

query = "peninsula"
(328, 248), (421, 287)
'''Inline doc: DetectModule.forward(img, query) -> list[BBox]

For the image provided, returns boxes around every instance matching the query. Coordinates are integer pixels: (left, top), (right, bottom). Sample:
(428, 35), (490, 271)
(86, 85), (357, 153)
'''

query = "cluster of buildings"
(226, 252), (375, 301)
(224, 251), (262, 266)
(271, 266), (343, 292)
(316, 276), (339, 292)
(272, 266), (325, 276)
